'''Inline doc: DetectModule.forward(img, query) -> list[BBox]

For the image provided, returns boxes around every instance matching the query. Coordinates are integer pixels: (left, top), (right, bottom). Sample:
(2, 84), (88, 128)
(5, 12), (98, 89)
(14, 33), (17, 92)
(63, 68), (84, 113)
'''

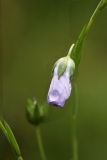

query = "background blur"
(1, 0), (107, 160)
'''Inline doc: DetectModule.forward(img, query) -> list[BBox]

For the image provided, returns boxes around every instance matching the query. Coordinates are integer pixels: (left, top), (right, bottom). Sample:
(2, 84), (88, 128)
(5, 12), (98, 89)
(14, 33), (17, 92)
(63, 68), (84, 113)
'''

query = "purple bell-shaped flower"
(47, 53), (75, 108)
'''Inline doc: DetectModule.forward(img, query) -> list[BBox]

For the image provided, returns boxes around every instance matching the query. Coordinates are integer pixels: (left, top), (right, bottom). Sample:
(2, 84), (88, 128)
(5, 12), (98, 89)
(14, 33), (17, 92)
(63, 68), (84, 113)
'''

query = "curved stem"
(68, 44), (75, 56)
(35, 126), (47, 160)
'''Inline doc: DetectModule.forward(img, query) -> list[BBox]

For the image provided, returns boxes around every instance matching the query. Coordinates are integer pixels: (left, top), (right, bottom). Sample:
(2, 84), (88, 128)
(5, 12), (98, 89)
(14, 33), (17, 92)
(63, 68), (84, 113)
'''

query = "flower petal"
(47, 73), (71, 108)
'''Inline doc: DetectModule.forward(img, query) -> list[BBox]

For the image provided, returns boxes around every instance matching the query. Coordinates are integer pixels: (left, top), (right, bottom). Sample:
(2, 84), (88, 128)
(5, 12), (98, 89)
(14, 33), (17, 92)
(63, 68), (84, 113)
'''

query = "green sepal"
(57, 57), (67, 78)
(70, 67), (75, 81)
(4, 120), (21, 157)
(26, 99), (42, 125)
(51, 60), (59, 75)
(71, 25), (86, 67)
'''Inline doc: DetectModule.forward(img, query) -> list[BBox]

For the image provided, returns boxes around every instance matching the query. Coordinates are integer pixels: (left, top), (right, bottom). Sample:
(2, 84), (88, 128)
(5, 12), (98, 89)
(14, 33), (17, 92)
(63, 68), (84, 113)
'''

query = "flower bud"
(26, 98), (43, 125)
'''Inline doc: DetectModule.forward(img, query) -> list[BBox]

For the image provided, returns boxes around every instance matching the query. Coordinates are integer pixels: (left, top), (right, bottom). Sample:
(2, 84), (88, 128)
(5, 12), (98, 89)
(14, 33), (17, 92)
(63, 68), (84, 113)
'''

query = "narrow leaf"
(71, 25), (86, 67)
(4, 121), (21, 157)
(99, 2), (107, 11)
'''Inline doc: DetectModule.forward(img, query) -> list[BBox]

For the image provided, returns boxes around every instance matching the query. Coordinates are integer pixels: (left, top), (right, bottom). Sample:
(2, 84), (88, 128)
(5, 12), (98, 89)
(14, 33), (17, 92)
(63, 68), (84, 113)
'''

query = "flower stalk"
(68, 44), (75, 57)
(35, 126), (47, 160)
(72, 115), (78, 160)
(72, 83), (78, 160)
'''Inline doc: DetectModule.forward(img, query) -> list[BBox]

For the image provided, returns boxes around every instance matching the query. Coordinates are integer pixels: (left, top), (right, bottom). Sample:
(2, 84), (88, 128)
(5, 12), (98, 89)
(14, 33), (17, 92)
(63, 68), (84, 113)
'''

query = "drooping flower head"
(47, 52), (75, 108)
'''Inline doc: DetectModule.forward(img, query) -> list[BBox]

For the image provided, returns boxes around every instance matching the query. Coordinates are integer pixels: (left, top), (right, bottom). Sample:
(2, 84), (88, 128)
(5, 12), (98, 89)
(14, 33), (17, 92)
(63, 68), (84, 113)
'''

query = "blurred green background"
(1, 0), (107, 160)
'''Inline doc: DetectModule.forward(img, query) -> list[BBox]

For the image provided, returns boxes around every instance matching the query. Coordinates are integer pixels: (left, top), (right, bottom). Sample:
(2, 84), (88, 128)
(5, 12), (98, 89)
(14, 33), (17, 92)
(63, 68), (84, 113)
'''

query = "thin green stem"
(68, 44), (75, 56)
(72, 83), (78, 160)
(72, 115), (78, 160)
(35, 126), (47, 160)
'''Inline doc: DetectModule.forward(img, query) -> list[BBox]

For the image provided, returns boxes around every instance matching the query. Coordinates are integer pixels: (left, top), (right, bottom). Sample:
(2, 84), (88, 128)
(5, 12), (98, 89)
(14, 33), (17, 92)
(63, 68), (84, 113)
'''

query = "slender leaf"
(4, 121), (21, 157)
(71, 25), (86, 67)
